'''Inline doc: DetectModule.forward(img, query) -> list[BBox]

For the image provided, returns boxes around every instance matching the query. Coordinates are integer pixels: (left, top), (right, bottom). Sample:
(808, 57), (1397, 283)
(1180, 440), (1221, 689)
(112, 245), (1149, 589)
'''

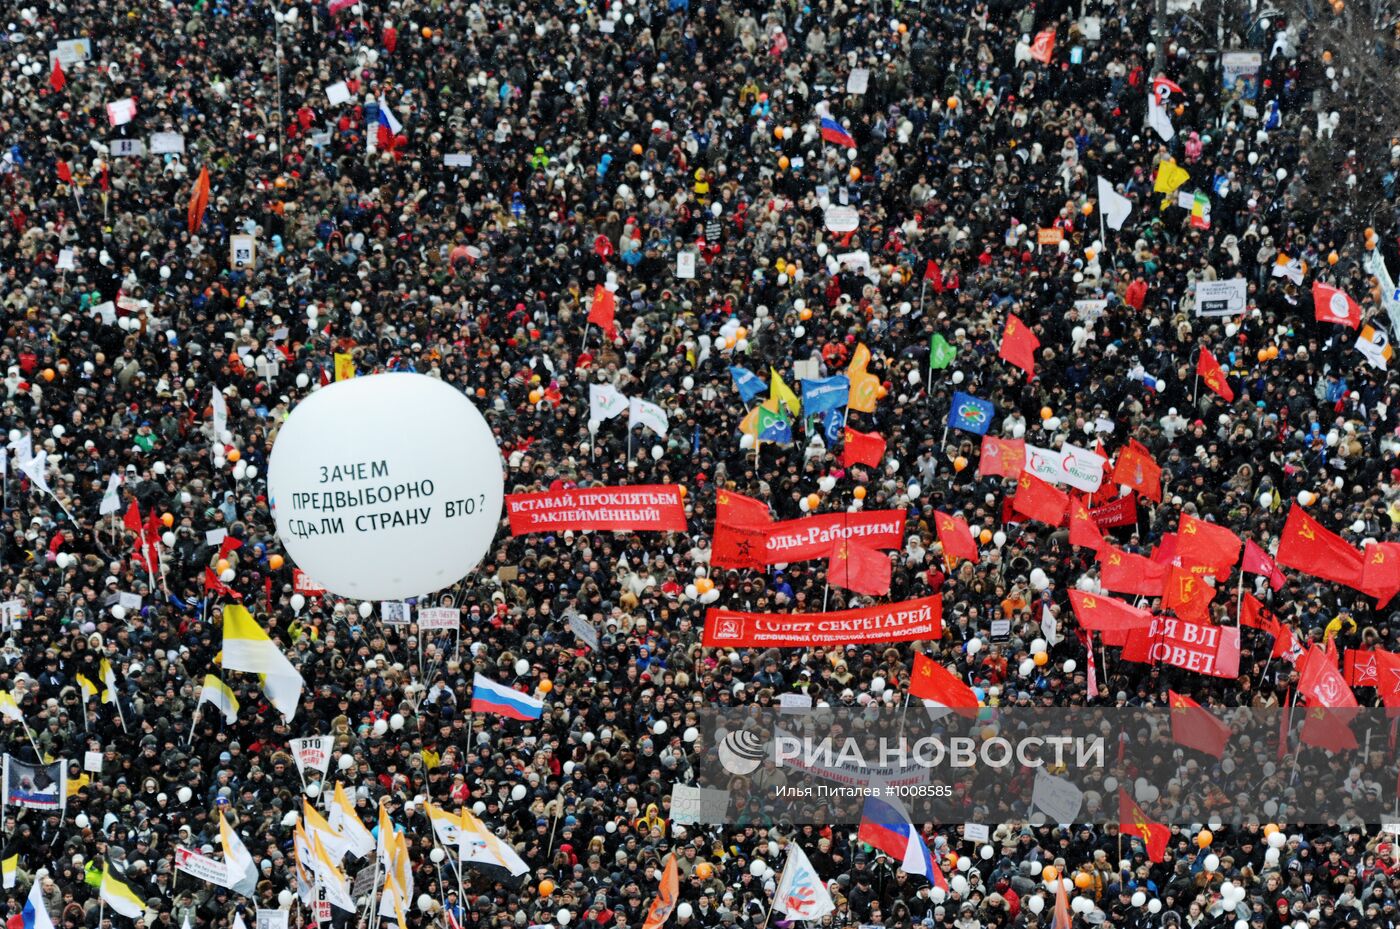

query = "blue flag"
(821, 407), (846, 445)
(801, 375), (850, 417)
(729, 366), (767, 404)
(947, 392), (995, 435)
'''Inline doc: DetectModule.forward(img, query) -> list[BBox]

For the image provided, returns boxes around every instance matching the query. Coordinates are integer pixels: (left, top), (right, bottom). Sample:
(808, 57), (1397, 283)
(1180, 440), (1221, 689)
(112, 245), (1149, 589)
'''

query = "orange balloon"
(539, 880), (555, 897)
(736, 327), (748, 340)
(1040, 406), (1053, 420)
(1263, 823), (1279, 837)
(538, 679), (554, 694)
(696, 862), (714, 880)
(799, 307), (813, 321)
(875, 385), (888, 399)
(421, 26), (433, 38)
(1267, 346), (1279, 360)
(161, 512), (175, 527)
(1081, 202), (1093, 216)
(678, 486), (687, 498)
(806, 493), (820, 509)
(946, 96), (958, 110)
(216, 559), (230, 574)
(897, 22), (907, 33)
(269, 554), (284, 570)
(1257, 349), (1270, 363)
(1365, 227), (1376, 238)
(632, 143), (643, 156)
(529, 389), (543, 404)
(226, 448), (241, 463)
(953, 456), (968, 473)
(1033, 651), (1049, 667)
(854, 486), (867, 500)
(778, 156), (790, 170)
(41, 368), (55, 382)
(774, 127), (785, 140)
(1328, 251), (1339, 265)
(849, 167), (861, 182)
(1074, 872), (1093, 890)
(1196, 829), (1213, 848)
(1042, 866), (1057, 883)
(979, 529), (992, 544)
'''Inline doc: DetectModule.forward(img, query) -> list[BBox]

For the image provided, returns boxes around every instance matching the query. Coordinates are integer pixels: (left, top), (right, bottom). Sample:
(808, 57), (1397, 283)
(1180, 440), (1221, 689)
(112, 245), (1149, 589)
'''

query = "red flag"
(1067, 589), (1152, 636)
(122, 500), (144, 534)
(1312, 280), (1362, 329)
(1241, 539), (1286, 591)
(1159, 570), (1215, 621)
(1176, 513), (1241, 575)
(910, 653), (978, 716)
(1068, 497), (1105, 552)
(1361, 542), (1400, 601)
(1343, 648), (1394, 688)
(716, 489), (771, 527)
(642, 856), (679, 929)
(978, 435), (1025, 478)
(1118, 790), (1170, 863)
(841, 428), (887, 468)
(711, 523), (768, 570)
(1051, 868), (1072, 929)
(588, 286), (618, 339)
(923, 260), (943, 291)
(1298, 643), (1359, 709)
(218, 535), (244, 561)
(1300, 704), (1359, 752)
(935, 511), (979, 565)
(1011, 472), (1067, 526)
(1195, 347), (1234, 401)
(50, 58), (66, 93)
(828, 539), (891, 597)
(204, 567), (243, 600)
(998, 313), (1039, 380)
(1098, 545), (1167, 598)
(1167, 690), (1231, 758)
(1029, 27), (1056, 64)
(1275, 505), (1371, 593)
(1110, 440), (1162, 502)
(1238, 591), (1280, 637)
(188, 166), (211, 235)
(55, 161), (72, 184)
(1373, 650), (1400, 708)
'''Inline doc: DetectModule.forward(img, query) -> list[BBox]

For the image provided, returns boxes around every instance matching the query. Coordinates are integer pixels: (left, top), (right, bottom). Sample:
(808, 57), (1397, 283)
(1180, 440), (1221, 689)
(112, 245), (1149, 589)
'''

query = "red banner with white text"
(1121, 616), (1241, 678)
(506, 485), (688, 535)
(759, 510), (907, 564)
(702, 595), (942, 648)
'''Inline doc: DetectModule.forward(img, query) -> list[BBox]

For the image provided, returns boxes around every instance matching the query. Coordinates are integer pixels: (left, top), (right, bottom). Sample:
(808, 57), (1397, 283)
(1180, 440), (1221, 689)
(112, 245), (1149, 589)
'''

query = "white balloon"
(74, 813), (90, 829)
(956, 856), (971, 872)
(111, 605), (127, 620)
(220, 569), (235, 583)
(338, 754), (354, 771)
(1148, 899), (1162, 914)
(515, 659), (530, 676)
(965, 638), (982, 655)
(359, 601), (373, 619)
(1204, 854), (1220, 872)
(511, 784), (527, 801)
(1264, 847), (1280, 865)
(979, 845), (993, 860)
(1019, 658), (1036, 677)
(372, 719), (389, 736)
(290, 593), (306, 612)
(1268, 831), (1286, 849)
(296, 373), (310, 388)
(951, 370), (965, 384)
(389, 713), (405, 730)
(1027, 896), (1044, 915)
(907, 482), (921, 499)
(305, 782), (320, 797)
(418, 895), (434, 913)
(266, 374), (504, 599)
(749, 860), (767, 876)
(177, 786), (193, 803)
(1029, 568), (1050, 591)
(677, 904), (693, 920)
(993, 531), (1006, 547)
(931, 888), (947, 905)
(1131, 892), (1146, 907)
(279, 890), (295, 907)
(951, 875), (969, 895)
(1063, 659), (1077, 673)
(162, 532), (176, 547)
(1031, 638), (1047, 653)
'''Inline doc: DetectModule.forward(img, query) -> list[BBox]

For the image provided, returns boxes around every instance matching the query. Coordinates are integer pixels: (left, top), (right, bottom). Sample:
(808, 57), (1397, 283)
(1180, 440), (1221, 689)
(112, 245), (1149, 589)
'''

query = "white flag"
(99, 473), (122, 516)
(1147, 96), (1175, 142)
(211, 388), (229, 437)
(773, 844), (835, 920)
(628, 397), (669, 438)
(18, 451), (53, 497)
(7, 434), (32, 469)
(1097, 176), (1132, 231)
(589, 384), (629, 425)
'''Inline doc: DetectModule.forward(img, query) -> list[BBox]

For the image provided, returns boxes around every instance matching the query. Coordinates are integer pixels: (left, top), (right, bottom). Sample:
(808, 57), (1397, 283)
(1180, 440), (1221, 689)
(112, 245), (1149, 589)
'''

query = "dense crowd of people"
(1, 0), (1400, 926)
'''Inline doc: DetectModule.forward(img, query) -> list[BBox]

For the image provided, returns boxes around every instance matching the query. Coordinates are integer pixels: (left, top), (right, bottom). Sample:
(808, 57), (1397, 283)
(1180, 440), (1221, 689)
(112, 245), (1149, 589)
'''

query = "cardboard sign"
(824, 205), (860, 232)
(50, 38), (93, 67)
(381, 601), (411, 625)
(418, 607), (459, 630)
(443, 153), (472, 167)
(846, 68), (871, 94)
(1037, 227), (1064, 246)
(568, 613), (599, 650)
(325, 81), (352, 105)
(963, 823), (990, 843)
(149, 132), (186, 154)
(778, 693), (813, 713)
(106, 98), (137, 127)
(669, 784), (731, 825)
(289, 735), (334, 781)
(1193, 278), (1248, 317)
(676, 250), (696, 279)
(230, 234), (256, 269)
(83, 751), (102, 773)
(110, 138), (145, 158)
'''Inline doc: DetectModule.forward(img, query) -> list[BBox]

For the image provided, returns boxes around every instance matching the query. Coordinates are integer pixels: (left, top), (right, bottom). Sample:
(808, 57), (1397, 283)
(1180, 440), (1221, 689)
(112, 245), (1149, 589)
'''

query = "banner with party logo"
(702, 595), (942, 648)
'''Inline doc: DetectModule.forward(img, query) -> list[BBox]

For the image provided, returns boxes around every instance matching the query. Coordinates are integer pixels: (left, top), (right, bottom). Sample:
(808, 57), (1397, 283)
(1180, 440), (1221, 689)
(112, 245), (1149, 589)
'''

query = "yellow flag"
(846, 343), (881, 414)
(769, 368), (801, 417)
(334, 353), (355, 381)
(1153, 159), (1189, 195)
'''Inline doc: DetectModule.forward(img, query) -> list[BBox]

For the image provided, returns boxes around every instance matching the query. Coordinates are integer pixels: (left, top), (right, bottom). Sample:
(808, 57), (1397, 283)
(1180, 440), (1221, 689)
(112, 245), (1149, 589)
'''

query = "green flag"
(929, 333), (957, 370)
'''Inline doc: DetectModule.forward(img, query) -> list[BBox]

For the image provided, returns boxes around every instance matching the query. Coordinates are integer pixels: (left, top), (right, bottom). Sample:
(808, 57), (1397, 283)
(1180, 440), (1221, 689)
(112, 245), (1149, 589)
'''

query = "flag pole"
(1192, 348), (1200, 405)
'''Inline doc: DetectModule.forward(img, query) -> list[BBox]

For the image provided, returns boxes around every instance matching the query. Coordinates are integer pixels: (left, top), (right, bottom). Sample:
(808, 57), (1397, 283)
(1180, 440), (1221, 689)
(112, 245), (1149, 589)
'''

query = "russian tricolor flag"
(858, 796), (947, 888)
(376, 97), (404, 148)
(471, 673), (545, 721)
(819, 117), (856, 149)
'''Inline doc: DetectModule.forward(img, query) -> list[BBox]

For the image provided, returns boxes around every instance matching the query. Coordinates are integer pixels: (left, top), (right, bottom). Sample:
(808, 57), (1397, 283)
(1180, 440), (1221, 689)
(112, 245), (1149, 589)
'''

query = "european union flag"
(821, 407), (846, 445)
(729, 366), (767, 404)
(947, 391), (994, 435)
(801, 375), (849, 417)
